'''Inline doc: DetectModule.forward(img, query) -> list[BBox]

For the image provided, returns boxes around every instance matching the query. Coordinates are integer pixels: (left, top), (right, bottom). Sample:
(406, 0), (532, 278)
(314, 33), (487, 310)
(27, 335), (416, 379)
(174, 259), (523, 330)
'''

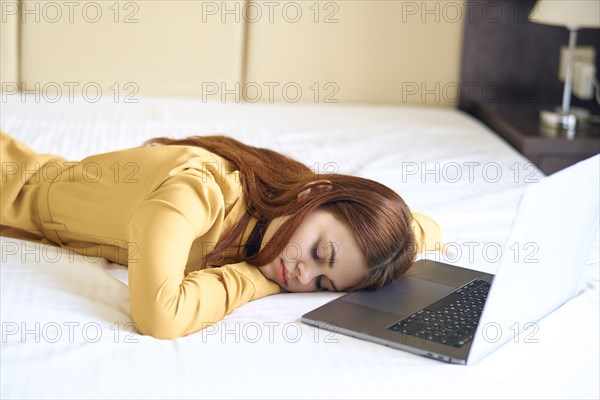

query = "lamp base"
(539, 106), (591, 140)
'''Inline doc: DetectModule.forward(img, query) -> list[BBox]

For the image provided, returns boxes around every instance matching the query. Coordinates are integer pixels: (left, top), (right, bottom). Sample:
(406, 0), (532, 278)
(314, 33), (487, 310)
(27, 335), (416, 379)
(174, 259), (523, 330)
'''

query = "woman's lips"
(280, 259), (288, 285)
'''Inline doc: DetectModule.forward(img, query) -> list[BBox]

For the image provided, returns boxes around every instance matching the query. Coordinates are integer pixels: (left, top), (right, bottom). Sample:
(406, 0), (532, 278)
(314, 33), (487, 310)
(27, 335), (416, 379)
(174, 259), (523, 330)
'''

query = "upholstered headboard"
(0, 0), (465, 106)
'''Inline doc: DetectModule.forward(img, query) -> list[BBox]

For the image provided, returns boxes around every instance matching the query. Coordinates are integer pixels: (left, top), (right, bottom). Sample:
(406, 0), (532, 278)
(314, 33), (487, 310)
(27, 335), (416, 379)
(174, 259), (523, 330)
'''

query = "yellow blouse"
(0, 132), (442, 339)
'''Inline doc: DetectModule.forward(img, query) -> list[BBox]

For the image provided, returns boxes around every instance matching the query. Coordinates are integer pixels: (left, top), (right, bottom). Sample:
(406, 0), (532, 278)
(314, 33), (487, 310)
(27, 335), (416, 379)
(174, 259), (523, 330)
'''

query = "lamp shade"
(529, 0), (600, 29)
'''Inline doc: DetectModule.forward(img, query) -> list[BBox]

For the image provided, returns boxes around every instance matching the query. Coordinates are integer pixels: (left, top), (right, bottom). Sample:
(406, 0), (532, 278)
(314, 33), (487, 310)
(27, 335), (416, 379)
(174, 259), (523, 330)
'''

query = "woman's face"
(257, 209), (369, 293)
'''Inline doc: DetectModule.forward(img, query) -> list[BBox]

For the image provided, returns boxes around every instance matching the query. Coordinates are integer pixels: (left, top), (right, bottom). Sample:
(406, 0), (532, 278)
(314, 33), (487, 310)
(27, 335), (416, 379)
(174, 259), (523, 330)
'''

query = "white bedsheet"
(1, 96), (598, 399)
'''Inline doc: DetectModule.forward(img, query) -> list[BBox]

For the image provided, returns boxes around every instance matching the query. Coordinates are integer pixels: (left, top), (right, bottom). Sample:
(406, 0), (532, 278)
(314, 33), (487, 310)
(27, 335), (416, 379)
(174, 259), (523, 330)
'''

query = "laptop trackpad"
(342, 277), (455, 317)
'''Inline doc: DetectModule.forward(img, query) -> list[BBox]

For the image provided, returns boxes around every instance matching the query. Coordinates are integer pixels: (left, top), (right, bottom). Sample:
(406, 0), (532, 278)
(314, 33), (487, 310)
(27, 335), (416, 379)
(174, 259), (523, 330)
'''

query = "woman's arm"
(127, 169), (280, 340)
(411, 210), (443, 253)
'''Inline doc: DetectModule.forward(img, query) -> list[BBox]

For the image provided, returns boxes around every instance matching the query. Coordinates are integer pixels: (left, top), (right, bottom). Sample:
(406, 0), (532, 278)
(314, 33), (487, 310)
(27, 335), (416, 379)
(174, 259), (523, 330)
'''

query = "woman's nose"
(296, 261), (317, 285)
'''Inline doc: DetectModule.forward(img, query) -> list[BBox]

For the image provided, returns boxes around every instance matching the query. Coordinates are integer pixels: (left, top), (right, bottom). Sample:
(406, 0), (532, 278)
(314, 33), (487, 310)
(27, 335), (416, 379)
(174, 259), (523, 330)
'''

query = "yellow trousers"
(1, 131), (71, 246)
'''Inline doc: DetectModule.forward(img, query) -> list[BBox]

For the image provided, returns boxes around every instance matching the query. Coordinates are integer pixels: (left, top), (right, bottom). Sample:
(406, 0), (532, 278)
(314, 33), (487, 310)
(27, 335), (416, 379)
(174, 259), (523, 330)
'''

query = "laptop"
(301, 155), (600, 365)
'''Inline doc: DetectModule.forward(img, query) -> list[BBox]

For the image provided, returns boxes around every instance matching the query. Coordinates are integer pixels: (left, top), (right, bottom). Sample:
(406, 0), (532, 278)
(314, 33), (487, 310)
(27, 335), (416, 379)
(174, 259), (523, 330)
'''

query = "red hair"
(141, 135), (416, 291)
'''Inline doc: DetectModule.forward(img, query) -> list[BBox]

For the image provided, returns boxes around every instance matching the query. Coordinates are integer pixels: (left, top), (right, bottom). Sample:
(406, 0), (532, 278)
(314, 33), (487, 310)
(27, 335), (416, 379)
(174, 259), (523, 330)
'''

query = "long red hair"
(141, 135), (417, 291)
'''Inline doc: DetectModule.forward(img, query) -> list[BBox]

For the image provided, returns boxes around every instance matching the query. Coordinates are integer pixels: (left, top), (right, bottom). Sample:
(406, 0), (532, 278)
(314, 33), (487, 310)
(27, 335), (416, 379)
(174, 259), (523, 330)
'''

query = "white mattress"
(1, 96), (598, 399)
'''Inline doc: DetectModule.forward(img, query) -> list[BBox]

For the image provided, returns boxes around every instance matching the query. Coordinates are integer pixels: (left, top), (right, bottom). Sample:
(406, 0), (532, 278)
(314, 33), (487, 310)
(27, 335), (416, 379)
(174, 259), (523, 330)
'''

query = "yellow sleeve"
(127, 170), (280, 340)
(410, 210), (443, 253)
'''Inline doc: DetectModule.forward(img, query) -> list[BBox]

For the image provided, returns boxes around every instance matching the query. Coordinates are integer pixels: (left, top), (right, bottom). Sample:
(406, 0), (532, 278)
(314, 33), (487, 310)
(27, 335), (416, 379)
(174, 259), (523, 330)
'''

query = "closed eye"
(311, 241), (329, 291)
(310, 241), (321, 262)
(316, 276), (328, 291)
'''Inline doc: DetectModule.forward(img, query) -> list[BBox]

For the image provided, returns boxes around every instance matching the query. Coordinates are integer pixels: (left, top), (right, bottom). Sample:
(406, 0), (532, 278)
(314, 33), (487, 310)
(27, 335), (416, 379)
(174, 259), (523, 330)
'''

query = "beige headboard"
(1, 0), (465, 106)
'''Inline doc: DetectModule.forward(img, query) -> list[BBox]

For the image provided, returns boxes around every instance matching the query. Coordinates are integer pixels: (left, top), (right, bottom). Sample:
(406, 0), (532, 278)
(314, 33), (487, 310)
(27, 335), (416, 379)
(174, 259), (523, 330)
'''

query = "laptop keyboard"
(387, 279), (491, 348)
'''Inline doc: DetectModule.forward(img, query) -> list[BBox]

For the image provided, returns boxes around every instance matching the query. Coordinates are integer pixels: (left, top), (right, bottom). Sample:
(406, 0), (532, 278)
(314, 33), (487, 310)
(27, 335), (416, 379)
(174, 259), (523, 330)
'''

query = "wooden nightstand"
(474, 103), (600, 175)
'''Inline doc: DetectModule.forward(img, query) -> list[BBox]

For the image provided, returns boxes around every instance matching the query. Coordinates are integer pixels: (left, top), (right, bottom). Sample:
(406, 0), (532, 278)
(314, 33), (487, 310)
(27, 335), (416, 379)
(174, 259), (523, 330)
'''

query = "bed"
(1, 94), (598, 399)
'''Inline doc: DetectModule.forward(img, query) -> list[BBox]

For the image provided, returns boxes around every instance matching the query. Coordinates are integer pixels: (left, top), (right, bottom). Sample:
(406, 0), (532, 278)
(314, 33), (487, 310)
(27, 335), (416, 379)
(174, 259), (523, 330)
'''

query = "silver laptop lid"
(468, 155), (600, 364)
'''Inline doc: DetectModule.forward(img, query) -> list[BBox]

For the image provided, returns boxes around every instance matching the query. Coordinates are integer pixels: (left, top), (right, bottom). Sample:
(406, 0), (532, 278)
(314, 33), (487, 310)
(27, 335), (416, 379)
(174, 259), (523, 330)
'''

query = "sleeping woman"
(0, 131), (442, 339)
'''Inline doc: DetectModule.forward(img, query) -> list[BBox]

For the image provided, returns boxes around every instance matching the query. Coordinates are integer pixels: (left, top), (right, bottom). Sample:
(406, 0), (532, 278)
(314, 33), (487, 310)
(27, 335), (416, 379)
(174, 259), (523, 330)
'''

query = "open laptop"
(301, 155), (600, 365)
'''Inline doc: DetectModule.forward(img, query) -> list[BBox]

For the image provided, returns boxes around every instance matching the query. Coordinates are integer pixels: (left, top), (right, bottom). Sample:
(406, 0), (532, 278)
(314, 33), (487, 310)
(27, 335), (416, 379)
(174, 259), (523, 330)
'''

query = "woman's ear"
(297, 180), (333, 202)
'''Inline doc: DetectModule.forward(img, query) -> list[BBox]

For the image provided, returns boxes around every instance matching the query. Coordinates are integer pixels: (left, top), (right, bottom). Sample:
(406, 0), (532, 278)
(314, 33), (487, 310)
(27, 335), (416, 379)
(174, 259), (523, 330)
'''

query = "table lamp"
(528, 0), (600, 139)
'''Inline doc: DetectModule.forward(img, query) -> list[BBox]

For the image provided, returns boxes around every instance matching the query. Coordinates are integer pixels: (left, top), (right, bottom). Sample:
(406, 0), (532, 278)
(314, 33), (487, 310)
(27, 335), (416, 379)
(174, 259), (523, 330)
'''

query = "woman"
(0, 130), (442, 339)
